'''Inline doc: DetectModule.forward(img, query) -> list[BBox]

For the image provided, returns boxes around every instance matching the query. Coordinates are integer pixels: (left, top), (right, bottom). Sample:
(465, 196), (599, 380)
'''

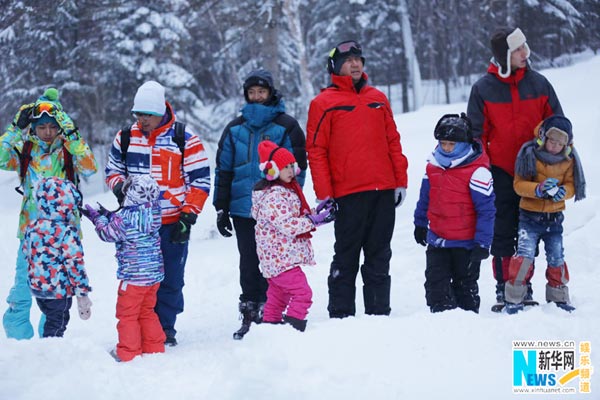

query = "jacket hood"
(487, 61), (527, 83)
(330, 72), (369, 92)
(241, 99), (286, 128)
(34, 177), (81, 223)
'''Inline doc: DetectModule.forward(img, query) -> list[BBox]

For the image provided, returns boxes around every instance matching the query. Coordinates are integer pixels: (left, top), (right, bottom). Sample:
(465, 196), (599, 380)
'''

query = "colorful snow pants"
(263, 267), (313, 322)
(117, 281), (166, 362)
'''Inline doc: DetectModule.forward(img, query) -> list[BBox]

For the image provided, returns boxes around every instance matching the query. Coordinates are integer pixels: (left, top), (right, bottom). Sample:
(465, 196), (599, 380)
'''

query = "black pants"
(490, 166), (520, 258)
(490, 166), (538, 283)
(233, 216), (267, 303)
(425, 247), (480, 313)
(36, 297), (72, 337)
(328, 190), (395, 317)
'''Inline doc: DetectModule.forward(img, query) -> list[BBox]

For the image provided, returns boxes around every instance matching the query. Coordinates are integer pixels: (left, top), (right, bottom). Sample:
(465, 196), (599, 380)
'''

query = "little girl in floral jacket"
(251, 141), (335, 332)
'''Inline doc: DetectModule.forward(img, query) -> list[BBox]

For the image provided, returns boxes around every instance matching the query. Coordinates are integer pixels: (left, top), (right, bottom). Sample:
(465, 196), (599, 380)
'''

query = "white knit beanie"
(132, 81), (166, 116)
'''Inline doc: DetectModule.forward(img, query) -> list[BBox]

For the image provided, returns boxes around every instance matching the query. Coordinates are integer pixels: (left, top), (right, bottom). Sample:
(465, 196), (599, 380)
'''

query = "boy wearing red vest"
(414, 114), (496, 313)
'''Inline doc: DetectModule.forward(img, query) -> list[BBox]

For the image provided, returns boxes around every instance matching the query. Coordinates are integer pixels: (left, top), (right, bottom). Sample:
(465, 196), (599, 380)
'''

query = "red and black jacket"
(466, 63), (563, 176)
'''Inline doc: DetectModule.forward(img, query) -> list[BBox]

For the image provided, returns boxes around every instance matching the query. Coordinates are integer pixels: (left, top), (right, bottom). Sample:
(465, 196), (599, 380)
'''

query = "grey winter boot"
(233, 301), (263, 340)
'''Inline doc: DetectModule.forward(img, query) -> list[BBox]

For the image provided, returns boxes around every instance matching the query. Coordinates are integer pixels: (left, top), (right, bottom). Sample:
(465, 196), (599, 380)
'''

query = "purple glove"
(307, 200), (336, 227)
(315, 197), (336, 214)
(96, 202), (113, 218)
(535, 178), (559, 198)
(80, 204), (100, 223)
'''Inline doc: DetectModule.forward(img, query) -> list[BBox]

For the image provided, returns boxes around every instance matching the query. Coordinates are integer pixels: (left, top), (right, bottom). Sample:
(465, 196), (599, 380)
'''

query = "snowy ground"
(1, 56), (599, 400)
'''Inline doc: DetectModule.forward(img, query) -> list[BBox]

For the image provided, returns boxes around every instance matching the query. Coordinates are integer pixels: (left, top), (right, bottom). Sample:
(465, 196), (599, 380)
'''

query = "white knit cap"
(122, 174), (161, 207)
(132, 81), (166, 116)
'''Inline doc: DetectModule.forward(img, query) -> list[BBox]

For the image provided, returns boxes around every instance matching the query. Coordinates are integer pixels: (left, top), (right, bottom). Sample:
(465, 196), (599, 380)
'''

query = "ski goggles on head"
(329, 41), (362, 58)
(336, 40), (361, 54)
(31, 102), (58, 119)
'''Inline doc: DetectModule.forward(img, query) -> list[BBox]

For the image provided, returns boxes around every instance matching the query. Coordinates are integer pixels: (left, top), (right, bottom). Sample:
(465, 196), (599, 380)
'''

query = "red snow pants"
(116, 281), (166, 362)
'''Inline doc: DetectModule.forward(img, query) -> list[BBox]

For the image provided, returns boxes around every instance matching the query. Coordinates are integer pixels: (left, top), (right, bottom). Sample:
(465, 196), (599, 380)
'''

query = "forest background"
(1, 0), (599, 158)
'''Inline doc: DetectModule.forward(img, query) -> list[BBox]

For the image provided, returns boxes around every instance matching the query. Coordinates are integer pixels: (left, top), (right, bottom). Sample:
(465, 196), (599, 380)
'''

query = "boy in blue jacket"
(413, 114), (496, 313)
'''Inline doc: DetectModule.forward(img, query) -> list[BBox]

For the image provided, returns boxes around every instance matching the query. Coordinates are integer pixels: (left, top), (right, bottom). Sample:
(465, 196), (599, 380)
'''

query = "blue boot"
(505, 302), (524, 315)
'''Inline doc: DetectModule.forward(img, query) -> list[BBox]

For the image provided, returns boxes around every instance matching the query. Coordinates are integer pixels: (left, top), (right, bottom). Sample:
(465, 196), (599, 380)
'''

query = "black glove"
(112, 181), (125, 205)
(170, 212), (197, 244)
(216, 209), (233, 237)
(470, 246), (490, 262)
(13, 104), (34, 129)
(414, 226), (428, 246)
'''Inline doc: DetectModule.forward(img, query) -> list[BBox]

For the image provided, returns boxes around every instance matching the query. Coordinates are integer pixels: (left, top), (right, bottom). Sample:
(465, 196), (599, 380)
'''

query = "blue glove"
(535, 178), (559, 198)
(551, 186), (566, 202)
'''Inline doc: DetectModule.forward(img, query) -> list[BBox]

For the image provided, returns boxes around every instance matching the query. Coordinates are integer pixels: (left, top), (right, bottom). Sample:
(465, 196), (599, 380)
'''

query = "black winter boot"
(233, 301), (262, 340)
(283, 315), (307, 332)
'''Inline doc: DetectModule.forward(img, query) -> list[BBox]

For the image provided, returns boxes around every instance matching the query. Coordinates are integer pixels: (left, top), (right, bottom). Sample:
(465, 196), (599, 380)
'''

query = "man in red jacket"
(467, 27), (563, 311)
(306, 40), (409, 318)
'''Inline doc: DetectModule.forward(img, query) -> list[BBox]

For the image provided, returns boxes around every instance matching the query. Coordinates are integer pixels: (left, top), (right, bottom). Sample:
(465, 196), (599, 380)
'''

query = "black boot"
(491, 282), (506, 312)
(283, 315), (307, 332)
(233, 301), (262, 340)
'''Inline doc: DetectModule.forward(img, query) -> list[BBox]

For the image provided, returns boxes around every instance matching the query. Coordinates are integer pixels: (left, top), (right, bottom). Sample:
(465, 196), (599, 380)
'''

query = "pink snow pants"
(263, 267), (313, 322)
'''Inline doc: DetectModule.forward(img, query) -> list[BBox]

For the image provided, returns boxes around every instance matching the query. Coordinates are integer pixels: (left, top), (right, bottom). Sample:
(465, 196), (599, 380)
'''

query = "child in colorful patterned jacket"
(23, 177), (92, 338)
(82, 175), (165, 361)
(251, 140), (336, 332)
(504, 115), (586, 314)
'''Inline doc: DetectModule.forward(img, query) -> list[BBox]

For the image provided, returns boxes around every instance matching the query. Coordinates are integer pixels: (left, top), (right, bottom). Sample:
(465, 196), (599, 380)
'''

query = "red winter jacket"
(306, 73), (408, 200)
(466, 63), (562, 176)
(426, 150), (491, 241)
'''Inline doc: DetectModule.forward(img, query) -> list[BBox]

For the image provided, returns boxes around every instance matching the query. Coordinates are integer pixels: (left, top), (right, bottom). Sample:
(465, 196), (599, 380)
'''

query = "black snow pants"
(233, 217), (268, 303)
(328, 190), (395, 318)
(425, 246), (481, 313)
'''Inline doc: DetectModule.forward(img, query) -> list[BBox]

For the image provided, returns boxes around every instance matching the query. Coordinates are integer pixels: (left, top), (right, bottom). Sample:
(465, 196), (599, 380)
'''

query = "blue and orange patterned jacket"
(104, 102), (210, 225)
(23, 177), (92, 299)
(92, 201), (164, 286)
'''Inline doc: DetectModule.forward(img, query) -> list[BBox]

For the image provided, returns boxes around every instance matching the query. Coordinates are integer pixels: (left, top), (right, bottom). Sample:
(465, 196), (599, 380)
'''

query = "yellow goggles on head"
(31, 102), (58, 119)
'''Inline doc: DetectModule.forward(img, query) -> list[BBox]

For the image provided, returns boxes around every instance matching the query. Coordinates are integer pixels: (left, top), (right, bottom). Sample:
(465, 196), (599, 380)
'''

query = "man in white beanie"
(466, 27), (563, 312)
(105, 80), (211, 346)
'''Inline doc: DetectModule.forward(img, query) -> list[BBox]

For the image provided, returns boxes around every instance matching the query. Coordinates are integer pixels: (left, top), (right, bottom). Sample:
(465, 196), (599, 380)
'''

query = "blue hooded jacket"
(213, 97), (307, 218)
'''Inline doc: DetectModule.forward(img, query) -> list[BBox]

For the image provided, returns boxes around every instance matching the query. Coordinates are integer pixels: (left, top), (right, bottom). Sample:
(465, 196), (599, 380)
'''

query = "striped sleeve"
(470, 167), (495, 247)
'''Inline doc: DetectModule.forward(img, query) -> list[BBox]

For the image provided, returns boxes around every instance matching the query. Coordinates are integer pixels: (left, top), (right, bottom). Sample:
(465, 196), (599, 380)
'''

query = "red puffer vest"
(426, 151), (489, 240)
